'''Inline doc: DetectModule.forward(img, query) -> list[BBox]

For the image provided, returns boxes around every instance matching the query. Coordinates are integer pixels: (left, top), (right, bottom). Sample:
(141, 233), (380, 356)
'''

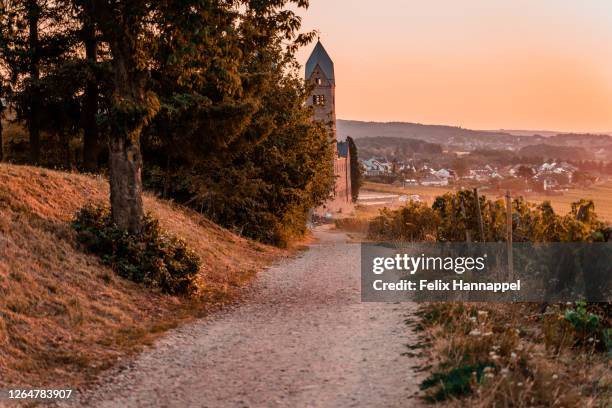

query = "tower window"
(313, 95), (326, 106)
(316, 78), (322, 85)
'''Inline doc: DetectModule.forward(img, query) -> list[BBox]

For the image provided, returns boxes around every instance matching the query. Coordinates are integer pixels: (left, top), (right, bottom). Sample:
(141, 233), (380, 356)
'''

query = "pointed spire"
(305, 40), (335, 84)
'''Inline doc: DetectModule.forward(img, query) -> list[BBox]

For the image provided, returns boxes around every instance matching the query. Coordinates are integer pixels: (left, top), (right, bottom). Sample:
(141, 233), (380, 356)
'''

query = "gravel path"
(77, 226), (424, 408)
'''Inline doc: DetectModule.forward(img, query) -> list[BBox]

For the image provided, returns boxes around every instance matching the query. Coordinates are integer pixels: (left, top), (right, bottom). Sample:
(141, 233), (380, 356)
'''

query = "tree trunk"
(107, 42), (148, 234)
(27, 0), (41, 164)
(473, 188), (485, 242)
(459, 197), (471, 243)
(0, 117), (3, 163)
(163, 151), (170, 199)
(108, 132), (144, 234)
(0, 102), (4, 162)
(82, 18), (99, 172)
(59, 124), (71, 169)
(88, 1), (158, 234)
(505, 191), (513, 279)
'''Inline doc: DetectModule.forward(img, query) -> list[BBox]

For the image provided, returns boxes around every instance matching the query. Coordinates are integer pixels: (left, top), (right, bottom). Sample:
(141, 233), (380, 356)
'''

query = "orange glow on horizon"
(296, 0), (612, 133)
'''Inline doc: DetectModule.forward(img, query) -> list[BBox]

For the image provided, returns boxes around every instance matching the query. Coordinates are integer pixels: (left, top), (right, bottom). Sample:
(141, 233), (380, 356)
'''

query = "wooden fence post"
(474, 188), (485, 242)
(460, 196), (471, 243)
(451, 196), (457, 240)
(505, 190), (513, 279)
(489, 204), (496, 241)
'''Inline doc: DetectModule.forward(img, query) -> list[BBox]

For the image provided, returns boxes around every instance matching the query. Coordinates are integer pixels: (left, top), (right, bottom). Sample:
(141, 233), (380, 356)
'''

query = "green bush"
(368, 201), (440, 241)
(73, 205), (200, 295)
(420, 361), (495, 402)
(370, 190), (610, 243)
(564, 301), (611, 352)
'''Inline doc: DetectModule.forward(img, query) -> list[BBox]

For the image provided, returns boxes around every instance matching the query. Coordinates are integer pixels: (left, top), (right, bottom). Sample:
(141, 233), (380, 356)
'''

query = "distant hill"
(337, 119), (536, 147)
(354, 137), (442, 159)
(338, 120), (612, 157)
(338, 119), (509, 140)
(546, 133), (612, 147)
(500, 129), (612, 138)
(497, 129), (563, 137)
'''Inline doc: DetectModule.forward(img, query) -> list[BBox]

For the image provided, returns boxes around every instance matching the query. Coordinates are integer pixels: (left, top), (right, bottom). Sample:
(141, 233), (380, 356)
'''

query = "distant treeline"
(0, 0), (334, 246)
(354, 136), (443, 159)
(517, 144), (593, 161)
(338, 119), (612, 151)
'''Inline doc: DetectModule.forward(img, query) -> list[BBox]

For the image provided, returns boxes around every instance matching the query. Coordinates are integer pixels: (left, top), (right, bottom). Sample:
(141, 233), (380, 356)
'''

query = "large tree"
(75, 0), (163, 233)
(182, 69), (335, 246)
(3, 0), (332, 242)
(139, 0), (334, 245)
(79, 0), (302, 234)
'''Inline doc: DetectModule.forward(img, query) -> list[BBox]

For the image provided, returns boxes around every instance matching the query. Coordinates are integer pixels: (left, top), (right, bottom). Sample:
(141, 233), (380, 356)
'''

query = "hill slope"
(354, 136), (443, 159)
(337, 119), (533, 145)
(0, 164), (280, 388)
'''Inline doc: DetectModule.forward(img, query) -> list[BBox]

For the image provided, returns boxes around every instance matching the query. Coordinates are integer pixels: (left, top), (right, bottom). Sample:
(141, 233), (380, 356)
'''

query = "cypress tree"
(347, 136), (363, 202)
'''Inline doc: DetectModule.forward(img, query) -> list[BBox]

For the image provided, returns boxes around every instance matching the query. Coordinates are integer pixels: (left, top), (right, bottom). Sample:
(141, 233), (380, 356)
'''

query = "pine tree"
(24, 0), (41, 164)
(0, 0), (37, 161)
(79, 4), (100, 172)
(0, 0), (14, 163)
(1, 0), (76, 166)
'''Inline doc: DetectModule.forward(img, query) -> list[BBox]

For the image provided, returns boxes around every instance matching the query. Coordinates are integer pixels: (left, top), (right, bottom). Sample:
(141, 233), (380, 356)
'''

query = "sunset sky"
(295, 0), (612, 133)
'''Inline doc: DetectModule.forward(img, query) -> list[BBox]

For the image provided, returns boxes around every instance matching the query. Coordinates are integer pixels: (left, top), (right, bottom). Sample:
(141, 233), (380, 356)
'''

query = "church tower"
(306, 40), (353, 212)
(306, 40), (336, 141)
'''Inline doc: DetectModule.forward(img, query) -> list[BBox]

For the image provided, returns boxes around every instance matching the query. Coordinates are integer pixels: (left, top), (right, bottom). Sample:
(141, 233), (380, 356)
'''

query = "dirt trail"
(77, 226), (424, 407)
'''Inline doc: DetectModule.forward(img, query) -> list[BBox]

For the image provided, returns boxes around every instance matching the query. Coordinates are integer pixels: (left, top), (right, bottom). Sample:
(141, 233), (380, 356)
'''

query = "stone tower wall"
(306, 43), (353, 215)
(306, 65), (336, 140)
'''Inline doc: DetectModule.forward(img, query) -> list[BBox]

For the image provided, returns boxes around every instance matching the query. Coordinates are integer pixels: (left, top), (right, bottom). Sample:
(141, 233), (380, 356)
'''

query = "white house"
(421, 174), (449, 187)
(362, 158), (392, 176)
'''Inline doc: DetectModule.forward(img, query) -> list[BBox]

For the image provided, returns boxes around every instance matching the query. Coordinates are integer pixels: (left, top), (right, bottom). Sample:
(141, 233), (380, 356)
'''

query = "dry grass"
(334, 215), (370, 234)
(362, 182), (455, 205)
(414, 303), (611, 407)
(332, 205), (387, 242)
(360, 182), (612, 405)
(0, 164), (282, 389)
(522, 182), (612, 223)
(2, 120), (31, 164)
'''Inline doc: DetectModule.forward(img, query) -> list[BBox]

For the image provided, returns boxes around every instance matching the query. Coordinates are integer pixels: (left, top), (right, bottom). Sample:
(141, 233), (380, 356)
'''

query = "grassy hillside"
(0, 164), (281, 388)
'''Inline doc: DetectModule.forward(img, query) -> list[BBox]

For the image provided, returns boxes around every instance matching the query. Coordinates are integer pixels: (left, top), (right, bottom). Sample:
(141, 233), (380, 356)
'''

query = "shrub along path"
(74, 226), (424, 407)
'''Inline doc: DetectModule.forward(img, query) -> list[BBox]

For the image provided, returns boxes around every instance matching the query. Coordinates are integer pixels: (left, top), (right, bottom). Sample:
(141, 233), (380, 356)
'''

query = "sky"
(295, 0), (612, 133)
